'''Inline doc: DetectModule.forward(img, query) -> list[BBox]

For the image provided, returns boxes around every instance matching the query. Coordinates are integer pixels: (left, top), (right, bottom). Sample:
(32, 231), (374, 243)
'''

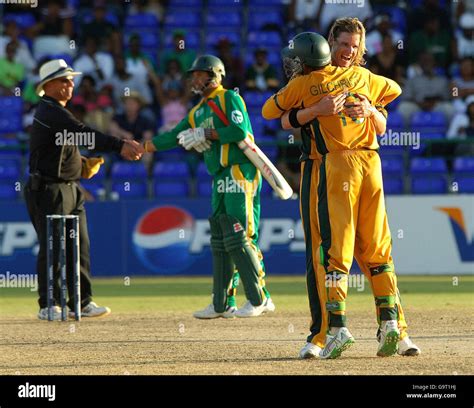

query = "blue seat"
(248, 11), (283, 30)
(205, 31), (241, 48)
(0, 182), (18, 200)
(0, 139), (22, 155)
(243, 91), (273, 110)
(0, 116), (22, 134)
(260, 146), (278, 162)
(454, 176), (474, 193)
(207, 11), (241, 28)
(208, 0), (243, 7)
(381, 156), (404, 175)
(383, 176), (404, 194)
(386, 110), (404, 131)
(411, 176), (447, 194)
(245, 49), (281, 67)
(112, 181), (148, 198)
(125, 13), (159, 29)
(0, 159), (20, 180)
(4, 13), (36, 29)
(410, 158), (447, 174)
(154, 181), (189, 197)
(111, 162), (147, 179)
(0, 97), (23, 114)
(168, 0), (203, 6)
(410, 111), (447, 134)
(247, 31), (282, 48)
(260, 181), (273, 196)
(81, 11), (119, 26)
(373, 6), (407, 34)
(453, 157), (474, 174)
(252, 0), (284, 5)
(80, 181), (106, 200)
(164, 31), (201, 49)
(164, 12), (200, 28)
(154, 150), (187, 162)
(153, 161), (190, 179)
(125, 32), (159, 48)
(197, 162), (212, 179)
(197, 180), (212, 197)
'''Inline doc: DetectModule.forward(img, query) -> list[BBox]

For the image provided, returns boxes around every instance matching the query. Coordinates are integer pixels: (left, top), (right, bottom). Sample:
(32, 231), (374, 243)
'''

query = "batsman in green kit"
(143, 55), (274, 318)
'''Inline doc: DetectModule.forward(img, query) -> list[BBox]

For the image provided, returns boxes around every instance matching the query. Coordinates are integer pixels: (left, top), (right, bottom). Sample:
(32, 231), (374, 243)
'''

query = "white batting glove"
(177, 127), (206, 151)
(193, 139), (212, 153)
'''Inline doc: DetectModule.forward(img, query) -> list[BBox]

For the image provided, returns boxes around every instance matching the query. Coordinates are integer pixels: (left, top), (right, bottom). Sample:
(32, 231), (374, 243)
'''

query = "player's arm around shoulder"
(262, 76), (305, 120)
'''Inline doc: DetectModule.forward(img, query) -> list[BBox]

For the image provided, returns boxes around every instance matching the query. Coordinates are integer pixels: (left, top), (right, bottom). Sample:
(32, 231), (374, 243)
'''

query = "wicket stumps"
(46, 214), (81, 321)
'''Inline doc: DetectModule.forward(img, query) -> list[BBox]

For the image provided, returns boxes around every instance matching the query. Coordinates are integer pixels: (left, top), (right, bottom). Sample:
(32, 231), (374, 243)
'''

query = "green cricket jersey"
(151, 85), (254, 175)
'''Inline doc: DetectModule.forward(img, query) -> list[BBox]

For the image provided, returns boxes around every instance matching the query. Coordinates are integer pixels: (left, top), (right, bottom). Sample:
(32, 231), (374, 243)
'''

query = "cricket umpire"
(25, 59), (143, 320)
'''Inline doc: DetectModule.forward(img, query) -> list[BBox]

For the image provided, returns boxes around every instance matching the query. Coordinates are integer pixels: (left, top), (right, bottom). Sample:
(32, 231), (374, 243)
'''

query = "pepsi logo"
(133, 206), (195, 273)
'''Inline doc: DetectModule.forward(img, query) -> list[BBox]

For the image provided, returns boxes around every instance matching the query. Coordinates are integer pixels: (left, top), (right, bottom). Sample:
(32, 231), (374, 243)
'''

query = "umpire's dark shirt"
(30, 96), (124, 181)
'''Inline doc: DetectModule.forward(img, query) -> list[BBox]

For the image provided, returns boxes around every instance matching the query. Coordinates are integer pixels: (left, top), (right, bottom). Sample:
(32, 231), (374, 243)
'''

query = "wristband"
(288, 108), (302, 128)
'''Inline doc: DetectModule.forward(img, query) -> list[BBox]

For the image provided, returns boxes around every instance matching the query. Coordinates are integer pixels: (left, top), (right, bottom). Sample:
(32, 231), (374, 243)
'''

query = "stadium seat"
(0, 182), (18, 200)
(111, 162), (147, 179)
(125, 13), (159, 29)
(0, 140), (22, 157)
(197, 180), (212, 197)
(0, 97), (23, 114)
(386, 110), (404, 131)
(153, 161), (190, 179)
(125, 32), (159, 48)
(410, 157), (447, 174)
(260, 146), (278, 162)
(81, 11), (119, 26)
(154, 181), (189, 197)
(80, 181), (106, 200)
(410, 111), (447, 136)
(4, 13), (36, 30)
(205, 31), (241, 48)
(411, 176), (447, 194)
(381, 156), (404, 175)
(248, 11), (283, 31)
(168, 0), (203, 6)
(247, 31), (282, 48)
(154, 150), (187, 162)
(245, 49), (281, 67)
(111, 181), (148, 199)
(206, 11), (241, 28)
(260, 181), (273, 197)
(252, 0), (284, 5)
(454, 176), (474, 193)
(208, 0), (244, 8)
(243, 91), (273, 110)
(196, 162), (212, 179)
(164, 12), (201, 28)
(383, 176), (404, 194)
(453, 157), (474, 174)
(0, 160), (20, 180)
(164, 31), (201, 49)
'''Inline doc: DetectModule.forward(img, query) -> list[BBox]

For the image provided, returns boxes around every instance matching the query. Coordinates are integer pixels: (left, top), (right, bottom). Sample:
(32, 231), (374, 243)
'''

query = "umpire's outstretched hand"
(121, 140), (144, 161)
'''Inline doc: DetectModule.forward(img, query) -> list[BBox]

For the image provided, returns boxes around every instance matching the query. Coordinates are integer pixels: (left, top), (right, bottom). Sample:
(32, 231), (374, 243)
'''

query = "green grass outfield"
(1, 275), (473, 316)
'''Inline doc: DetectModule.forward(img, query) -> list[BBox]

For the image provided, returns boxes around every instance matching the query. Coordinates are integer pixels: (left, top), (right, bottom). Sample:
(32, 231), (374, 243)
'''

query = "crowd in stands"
(0, 0), (472, 199)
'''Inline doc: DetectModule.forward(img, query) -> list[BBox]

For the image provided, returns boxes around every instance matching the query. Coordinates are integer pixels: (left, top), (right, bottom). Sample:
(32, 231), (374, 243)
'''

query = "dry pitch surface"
(0, 276), (473, 375)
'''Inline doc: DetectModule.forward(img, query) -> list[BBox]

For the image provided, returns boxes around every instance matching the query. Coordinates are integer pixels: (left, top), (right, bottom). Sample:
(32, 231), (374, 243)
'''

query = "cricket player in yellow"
(277, 20), (420, 359)
(263, 30), (415, 359)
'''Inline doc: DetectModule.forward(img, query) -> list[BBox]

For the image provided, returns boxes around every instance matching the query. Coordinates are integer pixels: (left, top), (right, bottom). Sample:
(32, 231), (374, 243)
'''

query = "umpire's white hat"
(36, 59), (82, 97)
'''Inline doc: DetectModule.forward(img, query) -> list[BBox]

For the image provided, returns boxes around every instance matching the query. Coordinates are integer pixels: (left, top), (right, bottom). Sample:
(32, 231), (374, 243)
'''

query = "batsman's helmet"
(188, 55), (226, 83)
(287, 32), (331, 68)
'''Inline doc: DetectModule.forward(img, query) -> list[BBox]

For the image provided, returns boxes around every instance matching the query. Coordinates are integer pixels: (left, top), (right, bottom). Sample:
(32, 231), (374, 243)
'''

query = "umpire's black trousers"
(24, 179), (93, 309)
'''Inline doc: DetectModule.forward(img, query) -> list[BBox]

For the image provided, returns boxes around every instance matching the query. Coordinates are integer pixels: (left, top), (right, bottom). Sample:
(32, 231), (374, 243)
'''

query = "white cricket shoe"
(398, 336), (421, 356)
(377, 320), (400, 357)
(193, 304), (223, 319)
(299, 342), (322, 359)
(234, 301), (265, 318)
(263, 297), (276, 313)
(319, 327), (355, 359)
(38, 306), (62, 321)
(222, 306), (238, 319)
(69, 301), (111, 318)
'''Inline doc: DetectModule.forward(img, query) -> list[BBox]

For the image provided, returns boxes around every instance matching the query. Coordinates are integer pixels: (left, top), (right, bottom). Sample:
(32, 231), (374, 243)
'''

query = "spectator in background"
(74, 36), (114, 89)
(153, 75), (189, 132)
(365, 14), (404, 57)
(161, 58), (184, 90)
(215, 38), (245, 90)
(319, 1), (372, 35)
(159, 30), (196, 74)
(245, 48), (280, 92)
(128, 0), (165, 22)
(447, 99), (474, 156)
(124, 34), (155, 105)
(408, 0), (451, 36)
(285, 0), (324, 33)
(22, 58), (49, 107)
(0, 41), (25, 95)
(71, 75), (113, 133)
(109, 92), (155, 168)
(110, 54), (152, 108)
(368, 33), (404, 85)
(0, 19), (36, 75)
(452, 57), (474, 113)
(31, 0), (74, 38)
(408, 13), (451, 69)
(454, 13), (474, 61)
(81, 0), (120, 55)
(398, 52), (453, 126)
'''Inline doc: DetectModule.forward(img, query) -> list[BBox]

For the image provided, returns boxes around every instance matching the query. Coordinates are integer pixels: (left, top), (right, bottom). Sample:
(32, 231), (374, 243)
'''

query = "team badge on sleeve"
(231, 110), (243, 124)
